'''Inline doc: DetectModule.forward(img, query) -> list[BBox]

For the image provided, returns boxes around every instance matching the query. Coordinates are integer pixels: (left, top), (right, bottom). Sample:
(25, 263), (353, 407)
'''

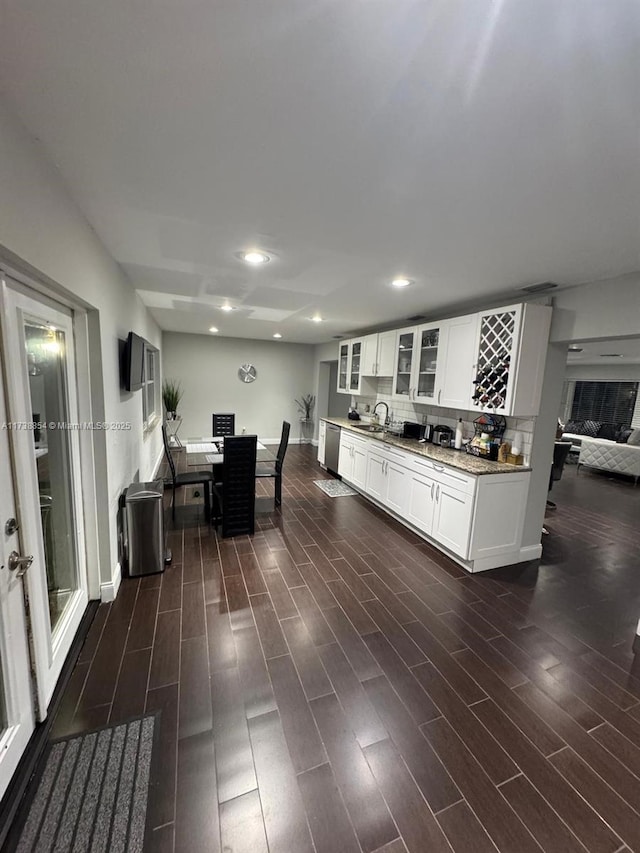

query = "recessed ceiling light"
(391, 278), (413, 288)
(273, 333), (282, 339)
(600, 353), (623, 358)
(311, 315), (323, 323)
(236, 249), (271, 265)
(209, 326), (219, 333)
(220, 304), (235, 312)
(568, 345), (583, 353)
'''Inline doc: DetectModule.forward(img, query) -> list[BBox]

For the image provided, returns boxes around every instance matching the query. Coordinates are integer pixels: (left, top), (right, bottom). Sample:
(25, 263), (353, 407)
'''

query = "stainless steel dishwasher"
(325, 423), (341, 475)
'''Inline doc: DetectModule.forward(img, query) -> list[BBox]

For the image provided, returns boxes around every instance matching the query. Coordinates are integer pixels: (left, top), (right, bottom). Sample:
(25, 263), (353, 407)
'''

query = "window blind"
(570, 381), (638, 425)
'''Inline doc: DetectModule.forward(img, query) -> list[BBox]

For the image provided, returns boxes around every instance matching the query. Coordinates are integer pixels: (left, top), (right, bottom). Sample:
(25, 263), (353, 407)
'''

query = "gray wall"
(162, 332), (315, 441)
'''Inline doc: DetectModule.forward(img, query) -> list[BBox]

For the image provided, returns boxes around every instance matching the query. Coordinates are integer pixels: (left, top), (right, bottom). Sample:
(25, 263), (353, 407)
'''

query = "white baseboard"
(101, 563), (122, 602)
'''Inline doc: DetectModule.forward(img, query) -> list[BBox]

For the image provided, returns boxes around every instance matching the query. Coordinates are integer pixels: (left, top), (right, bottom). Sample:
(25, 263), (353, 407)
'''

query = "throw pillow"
(597, 423), (618, 441)
(627, 428), (640, 447)
(617, 428), (633, 444)
(564, 419), (584, 434)
(582, 420), (601, 437)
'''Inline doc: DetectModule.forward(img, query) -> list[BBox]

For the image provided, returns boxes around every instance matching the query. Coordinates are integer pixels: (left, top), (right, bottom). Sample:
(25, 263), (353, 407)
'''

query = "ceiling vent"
(332, 335), (344, 339)
(406, 314), (427, 322)
(520, 281), (559, 294)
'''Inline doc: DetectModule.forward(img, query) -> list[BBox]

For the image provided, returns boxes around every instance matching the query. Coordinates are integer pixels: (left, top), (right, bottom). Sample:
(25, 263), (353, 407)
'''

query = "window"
(142, 345), (160, 429)
(569, 380), (638, 425)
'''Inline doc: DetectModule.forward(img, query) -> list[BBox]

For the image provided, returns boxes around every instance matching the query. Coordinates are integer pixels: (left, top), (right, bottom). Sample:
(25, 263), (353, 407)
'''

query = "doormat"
(314, 480), (357, 497)
(12, 715), (156, 853)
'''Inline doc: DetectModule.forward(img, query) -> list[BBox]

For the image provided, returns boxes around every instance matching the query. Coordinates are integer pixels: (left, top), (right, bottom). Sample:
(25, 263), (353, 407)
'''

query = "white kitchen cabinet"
(337, 338), (378, 395)
(438, 313), (478, 410)
(392, 322), (446, 403)
(406, 468), (437, 534)
(338, 431), (368, 489)
(361, 330), (396, 377)
(432, 481), (473, 558)
(366, 443), (410, 514)
(470, 303), (551, 417)
(318, 420), (326, 466)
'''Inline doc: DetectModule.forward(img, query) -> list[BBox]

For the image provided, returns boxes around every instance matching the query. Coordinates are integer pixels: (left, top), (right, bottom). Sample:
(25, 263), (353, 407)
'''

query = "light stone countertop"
(322, 417), (531, 476)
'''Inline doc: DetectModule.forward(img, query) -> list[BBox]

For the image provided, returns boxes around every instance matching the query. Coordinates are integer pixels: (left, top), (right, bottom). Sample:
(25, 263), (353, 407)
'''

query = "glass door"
(338, 342), (349, 392)
(0, 351), (36, 800)
(0, 280), (88, 716)
(349, 340), (362, 392)
(415, 325), (441, 401)
(393, 329), (415, 398)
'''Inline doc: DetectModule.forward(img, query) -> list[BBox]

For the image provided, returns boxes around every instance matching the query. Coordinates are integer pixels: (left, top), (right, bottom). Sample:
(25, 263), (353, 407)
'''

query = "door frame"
(0, 267), (103, 711)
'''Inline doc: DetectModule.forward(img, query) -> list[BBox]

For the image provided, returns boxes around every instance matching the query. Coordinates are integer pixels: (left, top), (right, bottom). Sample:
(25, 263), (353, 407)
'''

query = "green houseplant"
(295, 393), (315, 421)
(162, 379), (183, 419)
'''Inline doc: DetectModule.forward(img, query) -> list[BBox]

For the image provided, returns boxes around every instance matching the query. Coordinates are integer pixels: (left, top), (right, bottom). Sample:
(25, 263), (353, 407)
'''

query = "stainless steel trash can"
(125, 480), (165, 576)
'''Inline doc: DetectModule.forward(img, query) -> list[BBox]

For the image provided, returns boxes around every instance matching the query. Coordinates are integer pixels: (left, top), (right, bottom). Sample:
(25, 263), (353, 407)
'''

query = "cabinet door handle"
(431, 482), (434, 500)
(438, 389), (441, 404)
(436, 484), (440, 502)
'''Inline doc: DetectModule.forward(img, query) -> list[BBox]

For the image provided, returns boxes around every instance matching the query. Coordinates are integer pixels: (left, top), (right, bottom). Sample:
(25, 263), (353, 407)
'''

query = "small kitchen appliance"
(432, 425), (454, 446)
(403, 422), (426, 440)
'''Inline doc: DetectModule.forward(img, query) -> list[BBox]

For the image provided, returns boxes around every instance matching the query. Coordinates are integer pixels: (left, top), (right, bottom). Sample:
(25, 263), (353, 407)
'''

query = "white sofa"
(577, 436), (640, 485)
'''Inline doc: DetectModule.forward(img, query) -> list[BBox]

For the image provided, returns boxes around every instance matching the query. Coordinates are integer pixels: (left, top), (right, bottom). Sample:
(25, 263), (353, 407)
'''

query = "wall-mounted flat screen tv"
(125, 331), (145, 392)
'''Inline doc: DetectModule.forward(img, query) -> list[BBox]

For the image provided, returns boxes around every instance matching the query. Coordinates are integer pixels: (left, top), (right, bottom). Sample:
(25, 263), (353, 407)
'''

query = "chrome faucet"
(373, 401), (389, 426)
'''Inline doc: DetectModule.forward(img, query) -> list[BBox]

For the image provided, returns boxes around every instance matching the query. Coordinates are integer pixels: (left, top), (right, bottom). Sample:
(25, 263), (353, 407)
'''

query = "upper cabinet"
(338, 302), (551, 414)
(470, 303), (551, 417)
(392, 322), (446, 403)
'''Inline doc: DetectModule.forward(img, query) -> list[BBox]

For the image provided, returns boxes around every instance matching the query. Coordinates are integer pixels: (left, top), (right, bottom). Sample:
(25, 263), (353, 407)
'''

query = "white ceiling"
(567, 336), (640, 365)
(1, 1), (640, 344)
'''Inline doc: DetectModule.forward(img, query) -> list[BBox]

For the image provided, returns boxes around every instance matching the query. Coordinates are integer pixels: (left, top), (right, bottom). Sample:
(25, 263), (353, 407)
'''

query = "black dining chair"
(212, 434), (257, 537)
(255, 421), (290, 508)
(547, 440), (572, 510)
(212, 413), (235, 437)
(162, 425), (214, 521)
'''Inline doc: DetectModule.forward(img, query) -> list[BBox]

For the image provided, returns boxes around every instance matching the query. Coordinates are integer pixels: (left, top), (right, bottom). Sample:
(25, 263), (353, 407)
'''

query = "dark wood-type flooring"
(46, 446), (640, 852)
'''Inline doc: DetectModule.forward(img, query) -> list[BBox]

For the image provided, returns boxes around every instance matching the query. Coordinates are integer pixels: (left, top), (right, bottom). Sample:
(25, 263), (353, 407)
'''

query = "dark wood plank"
(202, 558), (223, 606)
(454, 648), (562, 755)
(550, 747), (639, 850)
(248, 710), (315, 853)
(310, 693), (397, 853)
(159, 563), (183, 611)
(266, 654), (327, 773)
(297, 762), (361, 853)
(218, 539), (241, 577)
(77, 607), (129, 709)
(179, 635), (212, 739)
(175, 730), (220, 853)
(181, 579), (206, 639)
(362, 599), (426, 667)
(291, 585), (336, 646)
(239, 550), (267, 595)
(363, 632), (440, 725)
(499, 773), (589, 853)
(362, 573), (415, 624)
(50, 661), (90, 739)
(146, 682), (179, 830)
(297, 561), (340, 610)
(421, 716), (541, 853)
(149, 609), (181, 689)
(77, 603), (110, 663)
(362, 675), (460, 813)
(413, 660), (518, 785)
(318, 643), (387, 748)
(590, 722), (640, 781)
(280, 616), (333, 700)
(206, 601), (237, 673)
(330, 557), (376, 602)
(110, 647), (151, 724)
(233, 625), (277, 719)
(363, 739), (452, 853)
(223, 573), (254, 631)
(328, 579), (378, 635)
(322, 606), (382, 681)
(146, 824), (174, 853)
(395, 591), (467, 652)
(273, 547), (305, 588)
(219, 789), (268, 853)
(262, 568), (299, 619)
(211, 667), (257, 803)
(250, 592), (288, 659)
(303, 543), (341, 582)
(471, 698), (620, 853)
(435, 800), (500, 853)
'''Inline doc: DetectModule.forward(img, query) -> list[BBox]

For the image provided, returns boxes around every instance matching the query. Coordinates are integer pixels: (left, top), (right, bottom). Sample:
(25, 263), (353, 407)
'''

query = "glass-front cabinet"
(392, 323), (445, 402)
(393, 329), (415, 398)
(349, 340), (362, 392)
(338, 342), (349, 392)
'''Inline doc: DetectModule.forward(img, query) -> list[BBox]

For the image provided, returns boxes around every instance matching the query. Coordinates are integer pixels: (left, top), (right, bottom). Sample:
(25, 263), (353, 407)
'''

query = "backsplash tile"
(351, 384), (534, 464)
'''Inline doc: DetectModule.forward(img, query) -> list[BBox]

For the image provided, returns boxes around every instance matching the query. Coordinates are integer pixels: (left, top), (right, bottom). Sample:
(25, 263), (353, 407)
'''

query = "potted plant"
(295, 393), (315, 422)
(162, 379), (183, 420)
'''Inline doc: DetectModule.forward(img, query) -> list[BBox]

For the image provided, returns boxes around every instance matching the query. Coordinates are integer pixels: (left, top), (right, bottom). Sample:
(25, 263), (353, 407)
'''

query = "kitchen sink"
(351, 423), (385, 433)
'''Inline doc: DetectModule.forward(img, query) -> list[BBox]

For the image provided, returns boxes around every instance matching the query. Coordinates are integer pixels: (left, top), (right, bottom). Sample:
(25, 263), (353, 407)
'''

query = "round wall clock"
(238, 363), (257, 383)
